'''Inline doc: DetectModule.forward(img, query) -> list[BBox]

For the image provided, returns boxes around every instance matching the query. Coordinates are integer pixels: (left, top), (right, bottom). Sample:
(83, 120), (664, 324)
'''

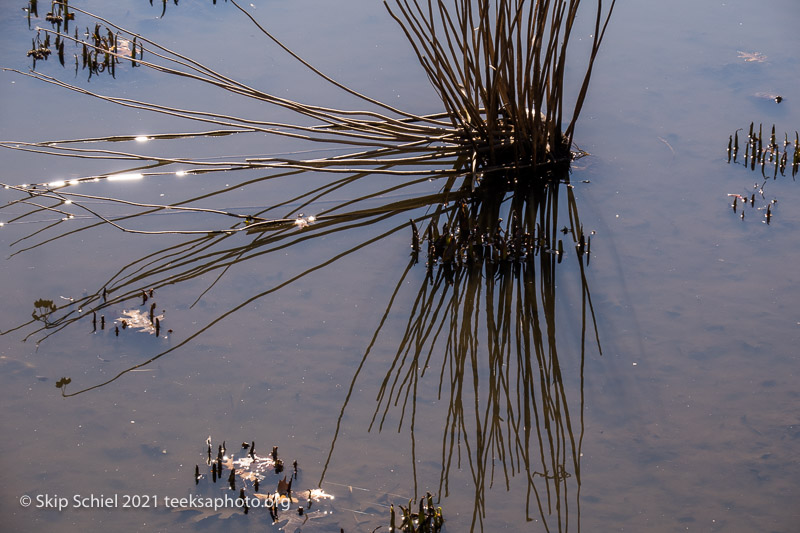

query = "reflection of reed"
(0, 156), (472, 395)
(325, 177), (600, 531)
(3, 4), (610, 528)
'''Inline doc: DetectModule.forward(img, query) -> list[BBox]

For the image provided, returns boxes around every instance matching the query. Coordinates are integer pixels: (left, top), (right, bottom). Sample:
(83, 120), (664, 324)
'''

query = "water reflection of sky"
(2, 1), (799, 532)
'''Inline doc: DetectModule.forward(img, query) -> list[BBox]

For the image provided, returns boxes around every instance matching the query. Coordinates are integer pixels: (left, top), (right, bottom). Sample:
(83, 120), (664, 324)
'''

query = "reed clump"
(389, 0), (615, 189)
(7, 0), (614, 197)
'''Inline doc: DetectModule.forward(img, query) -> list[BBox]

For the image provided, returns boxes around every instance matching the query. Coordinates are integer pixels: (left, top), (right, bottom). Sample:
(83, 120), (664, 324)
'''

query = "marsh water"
(1, 1), (799, 532)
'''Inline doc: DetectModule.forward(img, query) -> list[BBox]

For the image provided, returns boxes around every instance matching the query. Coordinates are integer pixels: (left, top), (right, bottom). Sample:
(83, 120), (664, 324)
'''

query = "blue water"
(1, 1), (798, 532)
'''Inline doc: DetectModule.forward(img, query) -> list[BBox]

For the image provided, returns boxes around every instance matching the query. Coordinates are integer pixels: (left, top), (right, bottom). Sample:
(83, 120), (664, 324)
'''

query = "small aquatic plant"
(726, 123), (798, 223)
(31, 298), (58, 325)
(727, 123), (799, 178)
(389, 493), (445, 533)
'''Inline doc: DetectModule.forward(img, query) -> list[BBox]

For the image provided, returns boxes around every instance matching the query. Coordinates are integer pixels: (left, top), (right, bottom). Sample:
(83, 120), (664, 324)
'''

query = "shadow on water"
(2, 0), (614, 530)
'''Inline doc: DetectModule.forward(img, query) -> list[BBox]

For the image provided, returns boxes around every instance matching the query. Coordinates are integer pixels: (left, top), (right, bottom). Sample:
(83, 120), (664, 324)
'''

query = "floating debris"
(737, 50), (767, 63)
(753, 92), (783, 104)
(187, 437), (335, 527)
(114, 309), (164, 335)
(293, 214), (316, 229)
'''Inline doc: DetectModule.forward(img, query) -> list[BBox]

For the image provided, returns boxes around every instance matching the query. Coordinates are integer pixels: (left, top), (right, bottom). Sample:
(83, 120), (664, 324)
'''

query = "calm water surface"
(1, 1), (798, 532)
